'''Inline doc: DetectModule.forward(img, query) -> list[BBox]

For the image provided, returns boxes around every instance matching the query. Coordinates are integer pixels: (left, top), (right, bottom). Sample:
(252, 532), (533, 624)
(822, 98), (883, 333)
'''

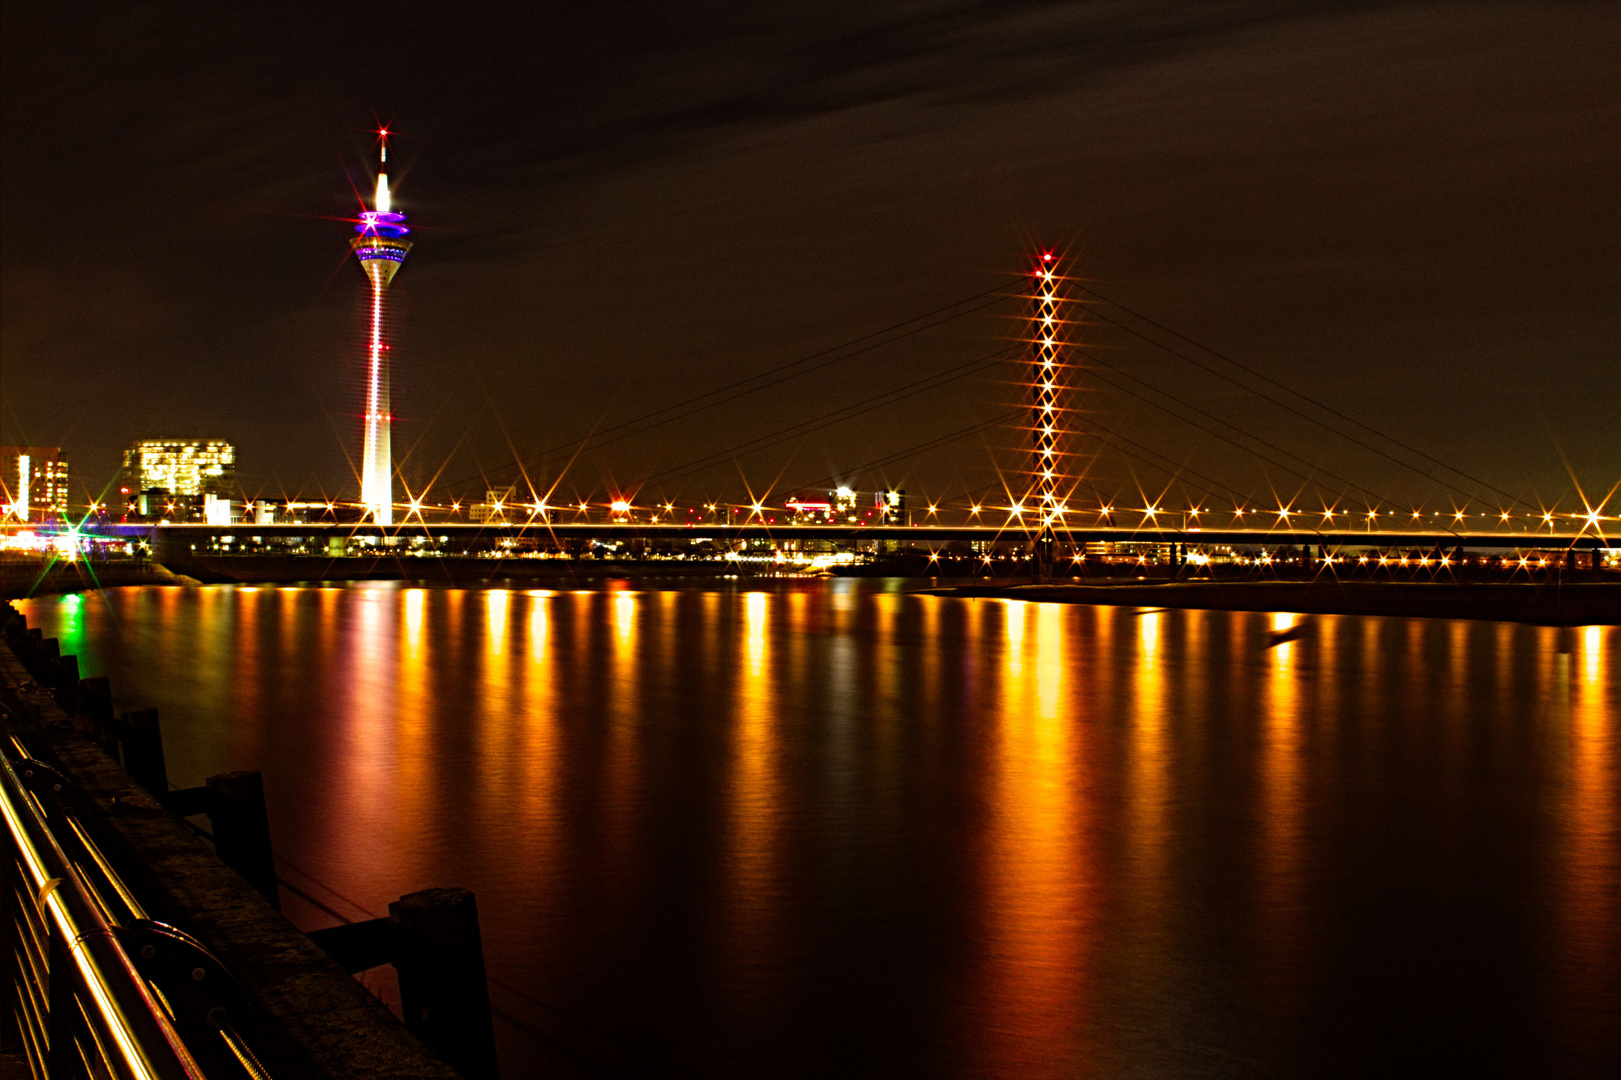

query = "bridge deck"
(69, 522), (1612, 549)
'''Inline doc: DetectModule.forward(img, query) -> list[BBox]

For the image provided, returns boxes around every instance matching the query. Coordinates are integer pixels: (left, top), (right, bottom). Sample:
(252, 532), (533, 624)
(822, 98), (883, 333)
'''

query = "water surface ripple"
(18, 582), (1619, 1078)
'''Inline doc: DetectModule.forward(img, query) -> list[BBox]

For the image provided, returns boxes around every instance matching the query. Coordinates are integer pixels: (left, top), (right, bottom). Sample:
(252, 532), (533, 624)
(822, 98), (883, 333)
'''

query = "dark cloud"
(3, 2), (1616, 511)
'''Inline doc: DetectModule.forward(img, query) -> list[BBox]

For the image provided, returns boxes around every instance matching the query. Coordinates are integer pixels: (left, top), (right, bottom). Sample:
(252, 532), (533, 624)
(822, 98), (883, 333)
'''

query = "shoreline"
(6, 559), (1616, 625)
(927, 580), (1619, 626)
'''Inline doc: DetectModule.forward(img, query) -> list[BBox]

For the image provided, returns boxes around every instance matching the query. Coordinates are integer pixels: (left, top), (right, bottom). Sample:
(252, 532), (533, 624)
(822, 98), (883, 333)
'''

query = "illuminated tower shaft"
(1030, 254), (1064, 533)
(350, 146), (411, 525)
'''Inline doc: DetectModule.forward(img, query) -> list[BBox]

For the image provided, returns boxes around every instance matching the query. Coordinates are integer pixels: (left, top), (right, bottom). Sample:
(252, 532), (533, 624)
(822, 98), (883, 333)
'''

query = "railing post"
(206, 771), (279, 909)
(0, 829), (16, 1058)
(47, 913), (73, 1075)
(390, 888), (499, 1080)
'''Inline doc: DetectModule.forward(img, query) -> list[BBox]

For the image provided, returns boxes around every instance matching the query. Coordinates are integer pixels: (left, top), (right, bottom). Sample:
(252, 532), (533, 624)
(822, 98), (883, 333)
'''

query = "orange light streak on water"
(727, 591), (781, 1019)
(1260, 610), (1307, 1020)
(1561, 624), (1618, 1064)
(974, 599), (1090, 1076)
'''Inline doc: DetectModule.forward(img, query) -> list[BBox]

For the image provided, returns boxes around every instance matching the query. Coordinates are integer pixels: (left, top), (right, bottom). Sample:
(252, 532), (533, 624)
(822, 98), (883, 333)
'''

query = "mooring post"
(78, 675), (115, 748)
(206, 770), (279, 909)
(118, 708), (168, 797)
(49, 653), (80, 712)
(390, 887), (499, 1080)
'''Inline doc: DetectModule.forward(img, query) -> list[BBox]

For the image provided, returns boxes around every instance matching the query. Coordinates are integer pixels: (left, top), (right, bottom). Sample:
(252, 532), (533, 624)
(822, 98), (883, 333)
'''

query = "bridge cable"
(1075, 287), (1533, 509)
(449, 283), (1017, 492)
(634, 346), (1021, 491)
(1076, 352), (1398, 508)
(784, 410), (1024, 493)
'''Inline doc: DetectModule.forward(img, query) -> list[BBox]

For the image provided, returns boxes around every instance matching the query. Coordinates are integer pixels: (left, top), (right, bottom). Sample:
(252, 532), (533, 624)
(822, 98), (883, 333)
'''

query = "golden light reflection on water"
(745, 592), (767, 678)
(1261, 609), (1306, 993)
(1562, 624), (1618, 1060)
(920, 596), (941, 717)
(614, 591), (635, 649)
(730, 592), (780, 963)
(14, 583), (1617, 1077)
(233, 586), (263, 731)
(394, 589), (431, 888)
(528, 594), (548, 660)
(513, 590), (562, 907)
(786, 590), (808, 688)
(487, 588), (510, 656)
(480, 592), (516, 763)
(605, 591), (640, 859)
(1129, 609), (1170, 939)
(404, 587), (425, 657)
(978, 600), (1087, 1074)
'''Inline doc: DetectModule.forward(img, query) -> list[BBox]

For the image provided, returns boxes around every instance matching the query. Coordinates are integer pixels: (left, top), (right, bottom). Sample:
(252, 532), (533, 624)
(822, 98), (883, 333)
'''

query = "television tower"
(1030, 251), (1065, 557)
(351, 130), (412, 525)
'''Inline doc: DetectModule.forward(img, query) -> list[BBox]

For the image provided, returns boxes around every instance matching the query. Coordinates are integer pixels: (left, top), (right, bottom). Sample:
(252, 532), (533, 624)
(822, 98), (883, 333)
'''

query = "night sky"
(3, 2), (1616, 515)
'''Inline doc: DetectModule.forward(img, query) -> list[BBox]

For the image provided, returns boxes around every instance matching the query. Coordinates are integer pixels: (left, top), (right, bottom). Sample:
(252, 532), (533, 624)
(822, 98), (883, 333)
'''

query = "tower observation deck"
(351, 131), (412, 526)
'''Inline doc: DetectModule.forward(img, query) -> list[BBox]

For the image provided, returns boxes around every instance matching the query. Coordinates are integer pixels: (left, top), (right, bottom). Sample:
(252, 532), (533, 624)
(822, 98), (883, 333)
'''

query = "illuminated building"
(1085, 541), (1175, 563)
(471, 487), (517, 524)
(1029, 252), (1065, 544)
(878, 489), (906, 524)
(121, 440), (235, 522)
(351, 130), (413, 526)
(833, 487), (859, 523)
(785, 496), (834, 524)
(0, 446), (70, 523)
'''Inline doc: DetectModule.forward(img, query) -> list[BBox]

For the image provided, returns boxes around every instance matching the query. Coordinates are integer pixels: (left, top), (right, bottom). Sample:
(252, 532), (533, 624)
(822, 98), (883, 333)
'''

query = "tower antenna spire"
(374, 127), (391, 214)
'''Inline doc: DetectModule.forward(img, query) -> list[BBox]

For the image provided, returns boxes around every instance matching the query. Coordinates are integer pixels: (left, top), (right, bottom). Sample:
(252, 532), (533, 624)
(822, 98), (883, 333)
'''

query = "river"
(15, 582), (1619, 1078)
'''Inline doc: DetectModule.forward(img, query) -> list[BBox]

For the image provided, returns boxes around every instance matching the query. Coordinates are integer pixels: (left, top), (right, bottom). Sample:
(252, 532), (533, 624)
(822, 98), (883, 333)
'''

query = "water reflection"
(1260, 610), (1307, 1011)
(1562, 624), (1617, 1063)
(978, 599), (1087, 1075)
(10, 586), (1616, 1079)
(730, 592), (780, 986)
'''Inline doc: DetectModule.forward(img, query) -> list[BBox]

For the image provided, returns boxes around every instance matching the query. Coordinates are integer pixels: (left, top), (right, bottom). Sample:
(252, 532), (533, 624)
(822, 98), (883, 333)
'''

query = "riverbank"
(0, 558), (200, 598)
(9, 557), (1617, 624)
(928, 579), (1620, 625)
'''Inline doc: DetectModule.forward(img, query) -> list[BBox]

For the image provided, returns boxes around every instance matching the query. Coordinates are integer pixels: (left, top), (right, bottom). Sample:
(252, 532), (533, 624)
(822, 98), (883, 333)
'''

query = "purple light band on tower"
(356, 210), (410, 238)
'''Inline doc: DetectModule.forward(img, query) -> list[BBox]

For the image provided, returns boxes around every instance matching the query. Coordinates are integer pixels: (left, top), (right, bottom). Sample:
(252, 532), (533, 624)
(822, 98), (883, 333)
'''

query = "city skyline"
(2, 3), (1617, 516)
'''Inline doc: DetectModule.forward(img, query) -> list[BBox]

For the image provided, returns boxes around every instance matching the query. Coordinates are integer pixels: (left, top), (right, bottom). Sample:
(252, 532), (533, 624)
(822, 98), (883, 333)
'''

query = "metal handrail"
(0, 743), (275, 1079)
(0, 748), (201, 1078)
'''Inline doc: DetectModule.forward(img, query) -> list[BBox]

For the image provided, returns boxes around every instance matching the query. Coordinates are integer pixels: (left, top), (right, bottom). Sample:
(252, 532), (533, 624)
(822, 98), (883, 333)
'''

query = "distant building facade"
(471, 487), (518, 524)
(121, 439), (236, 522)
(0, 446), (70, 523)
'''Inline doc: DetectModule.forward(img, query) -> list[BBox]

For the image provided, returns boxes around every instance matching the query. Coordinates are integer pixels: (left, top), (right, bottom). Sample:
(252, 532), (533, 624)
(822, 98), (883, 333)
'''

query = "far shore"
(927, 580), (1619, 626)
(4, 557), (1615, 625)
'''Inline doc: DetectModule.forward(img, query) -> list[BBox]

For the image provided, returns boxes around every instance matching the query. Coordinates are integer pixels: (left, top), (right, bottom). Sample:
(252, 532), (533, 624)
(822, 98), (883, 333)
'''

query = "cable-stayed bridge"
(36, 253), (1620, 567)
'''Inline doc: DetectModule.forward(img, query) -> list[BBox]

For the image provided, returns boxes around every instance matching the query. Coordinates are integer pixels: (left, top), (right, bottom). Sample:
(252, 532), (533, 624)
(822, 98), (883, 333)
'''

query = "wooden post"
(390, 888), (499, 1080)
(206, 771), (279, 909)
(118, 709), (168, 797)
(78, 676), (115, 748)
(49, 654), (80, 712)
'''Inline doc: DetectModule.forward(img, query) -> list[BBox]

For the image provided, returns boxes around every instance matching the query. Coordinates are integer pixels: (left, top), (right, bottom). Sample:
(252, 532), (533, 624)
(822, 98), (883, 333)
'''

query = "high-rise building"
(877, 489), (906, 524)
(0, 446), (70, 523)
(122, 439), (235, 495)
(351, 130), (412, 526)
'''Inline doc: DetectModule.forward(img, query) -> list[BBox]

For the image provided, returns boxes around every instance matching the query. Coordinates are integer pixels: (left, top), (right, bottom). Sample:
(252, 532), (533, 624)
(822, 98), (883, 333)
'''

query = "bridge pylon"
(1029, 250), (1066, 577)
